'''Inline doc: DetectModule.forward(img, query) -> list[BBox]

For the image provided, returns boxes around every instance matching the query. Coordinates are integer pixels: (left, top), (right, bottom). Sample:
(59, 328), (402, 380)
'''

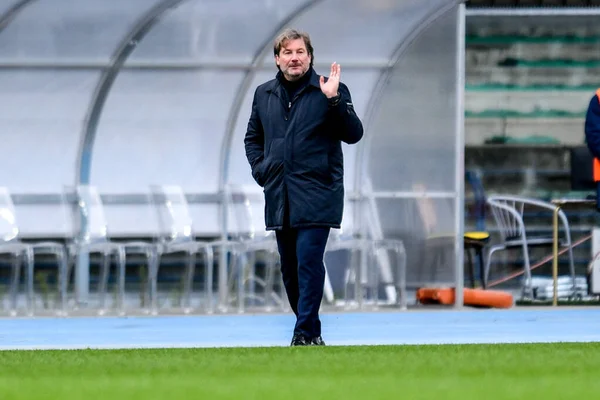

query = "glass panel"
(129, 0), (309, 65)
(0, 0), (163, 62)
(261, 0), (451, 66)
(93, 70), (244, 193)
(0, 70), (99, 192)
(366, 9), (459, 193)
(364, 7), (461, 288)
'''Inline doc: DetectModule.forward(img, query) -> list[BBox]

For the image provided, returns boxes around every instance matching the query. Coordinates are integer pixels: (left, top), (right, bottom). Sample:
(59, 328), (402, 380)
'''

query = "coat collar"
(306, 67), (321, 89)
(267, 67), (321, 93)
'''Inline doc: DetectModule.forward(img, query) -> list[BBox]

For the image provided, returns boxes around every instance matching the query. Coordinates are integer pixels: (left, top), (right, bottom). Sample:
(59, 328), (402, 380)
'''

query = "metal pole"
(553, 206), (560, 307)
(454, 3), (466, 309)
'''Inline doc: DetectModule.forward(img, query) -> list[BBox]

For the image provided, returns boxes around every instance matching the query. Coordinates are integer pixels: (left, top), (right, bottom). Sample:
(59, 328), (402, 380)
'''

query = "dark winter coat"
(244, 67), (364, 230)
(585, 90), (600, 159)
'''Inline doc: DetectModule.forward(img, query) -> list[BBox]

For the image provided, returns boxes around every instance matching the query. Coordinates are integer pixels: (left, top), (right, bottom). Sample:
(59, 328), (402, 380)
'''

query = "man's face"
(275, 38), (311, 81)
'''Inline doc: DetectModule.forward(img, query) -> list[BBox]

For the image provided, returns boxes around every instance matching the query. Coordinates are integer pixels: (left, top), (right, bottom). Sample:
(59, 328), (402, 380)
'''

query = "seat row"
(0, 185), (408, 316)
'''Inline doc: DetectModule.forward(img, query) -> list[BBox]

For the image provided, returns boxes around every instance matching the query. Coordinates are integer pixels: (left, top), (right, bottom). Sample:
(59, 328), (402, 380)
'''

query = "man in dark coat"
(244, 28), (364, 346)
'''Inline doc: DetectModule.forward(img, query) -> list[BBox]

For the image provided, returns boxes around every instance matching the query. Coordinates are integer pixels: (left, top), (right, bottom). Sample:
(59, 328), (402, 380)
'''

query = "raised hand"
(319, 62), (341, 99)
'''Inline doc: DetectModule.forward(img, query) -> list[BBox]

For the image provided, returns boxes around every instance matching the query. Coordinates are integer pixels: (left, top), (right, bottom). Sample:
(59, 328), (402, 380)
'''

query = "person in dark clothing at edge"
(244, 28), (364, 346)
(585, 89), (600, 160)
(585, 89), (600, 211)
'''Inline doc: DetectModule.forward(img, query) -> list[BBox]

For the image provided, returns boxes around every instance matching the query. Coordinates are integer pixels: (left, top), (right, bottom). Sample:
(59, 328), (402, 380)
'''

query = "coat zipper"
(282, 85), (310, 227)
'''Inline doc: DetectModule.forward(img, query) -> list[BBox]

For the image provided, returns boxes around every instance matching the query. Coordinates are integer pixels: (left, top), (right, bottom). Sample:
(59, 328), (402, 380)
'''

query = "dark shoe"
(311, 336), (326, 346)
(290, 333), (311, 346)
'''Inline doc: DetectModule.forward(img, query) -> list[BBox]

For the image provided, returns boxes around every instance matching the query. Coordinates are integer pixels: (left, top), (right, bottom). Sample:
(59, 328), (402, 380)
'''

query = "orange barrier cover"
(416, 287), (513, 309)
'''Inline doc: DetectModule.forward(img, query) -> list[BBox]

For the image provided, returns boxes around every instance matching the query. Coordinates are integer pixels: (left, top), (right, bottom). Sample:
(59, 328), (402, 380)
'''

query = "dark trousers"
(275, 227), (330, 338)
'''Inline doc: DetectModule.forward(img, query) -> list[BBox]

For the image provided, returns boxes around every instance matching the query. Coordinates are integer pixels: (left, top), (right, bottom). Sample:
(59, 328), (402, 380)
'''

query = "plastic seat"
(69, 185), (158, 315)
(150, 185), (218, 313)
(224, 184), (282, 313)
(150, 185), (250, 313)
(326, 194), (407, 310)
(0, 187), (68, 316)
(485, 195), (576, 298)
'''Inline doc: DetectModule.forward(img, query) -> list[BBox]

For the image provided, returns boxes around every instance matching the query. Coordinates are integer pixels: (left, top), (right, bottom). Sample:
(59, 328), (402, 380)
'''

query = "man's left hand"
(319, 62), (341, 99)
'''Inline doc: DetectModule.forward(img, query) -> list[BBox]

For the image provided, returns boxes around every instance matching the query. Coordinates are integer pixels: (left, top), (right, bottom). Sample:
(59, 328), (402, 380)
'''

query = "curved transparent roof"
(0, 0), (464, 250)
(228, 0), (462, 191)
(94, 0), (315, 193)
(0, 0), (16, 17)
(0, 0), (164, 63)
(0, 0), (466, 304)
(128, 0), (309, 66)
(257, 0), (456, 68)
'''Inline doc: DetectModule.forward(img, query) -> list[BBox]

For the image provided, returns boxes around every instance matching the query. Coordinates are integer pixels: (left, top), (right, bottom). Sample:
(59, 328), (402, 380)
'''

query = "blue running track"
(0, 309), (599, 350)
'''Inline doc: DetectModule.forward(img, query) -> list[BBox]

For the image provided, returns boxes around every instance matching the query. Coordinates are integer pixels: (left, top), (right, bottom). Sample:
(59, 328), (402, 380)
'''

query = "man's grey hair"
(273, 28), (314, 68)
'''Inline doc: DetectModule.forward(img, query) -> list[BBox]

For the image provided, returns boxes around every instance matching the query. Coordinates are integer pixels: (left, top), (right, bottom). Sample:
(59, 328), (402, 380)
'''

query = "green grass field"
(0, 343), (598, 399)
